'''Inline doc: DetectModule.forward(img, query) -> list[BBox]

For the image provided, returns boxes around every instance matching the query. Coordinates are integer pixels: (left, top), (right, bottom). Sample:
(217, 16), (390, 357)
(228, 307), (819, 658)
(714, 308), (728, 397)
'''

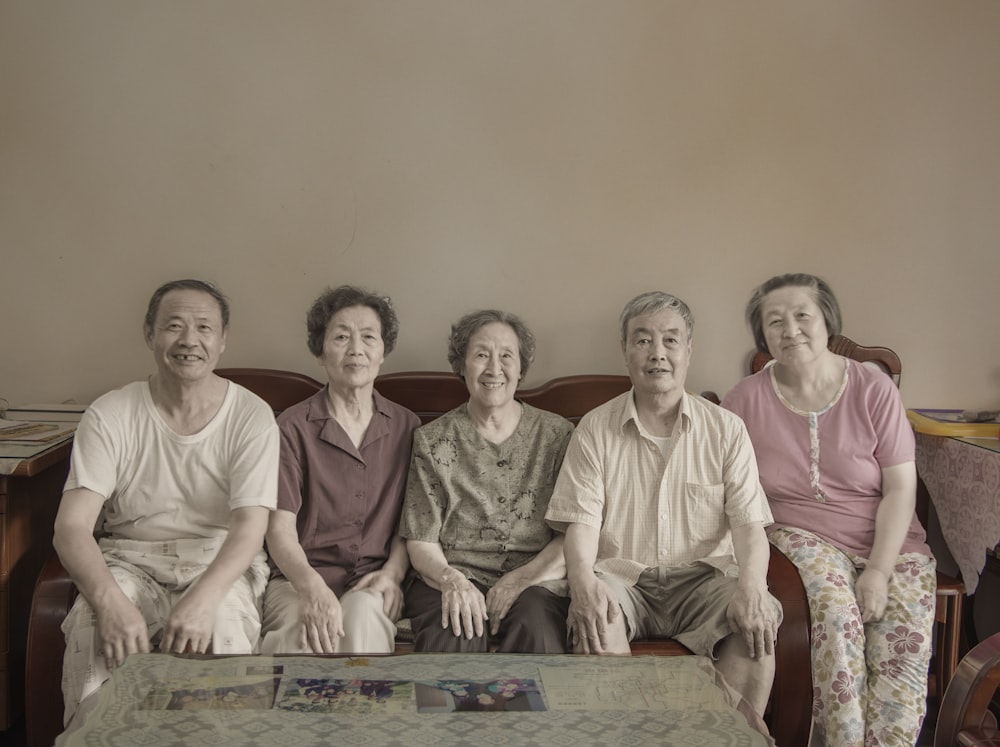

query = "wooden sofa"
(25, 370), (812, 747)
(934, 630), (1000, 746)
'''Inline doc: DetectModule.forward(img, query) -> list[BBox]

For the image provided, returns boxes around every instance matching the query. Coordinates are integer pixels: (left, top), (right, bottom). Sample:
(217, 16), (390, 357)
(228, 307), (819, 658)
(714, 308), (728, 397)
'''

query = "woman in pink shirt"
(723, 273), (935, 747)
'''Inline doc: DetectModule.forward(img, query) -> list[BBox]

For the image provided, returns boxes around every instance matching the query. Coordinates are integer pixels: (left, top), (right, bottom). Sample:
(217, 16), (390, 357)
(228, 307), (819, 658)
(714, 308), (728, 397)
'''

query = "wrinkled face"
(622, 307), (692, 398)
(760, 286), (829, 365)
(462, 322), (521, 410)
(318, 305), (386, 389)
(145, 289), (227, 383)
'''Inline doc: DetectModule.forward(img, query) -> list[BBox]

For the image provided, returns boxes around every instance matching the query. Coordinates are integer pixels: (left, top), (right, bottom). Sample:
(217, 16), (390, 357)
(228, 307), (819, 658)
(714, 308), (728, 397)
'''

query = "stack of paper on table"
(0, 419), (76, 461)
(5, 403), (86, 422)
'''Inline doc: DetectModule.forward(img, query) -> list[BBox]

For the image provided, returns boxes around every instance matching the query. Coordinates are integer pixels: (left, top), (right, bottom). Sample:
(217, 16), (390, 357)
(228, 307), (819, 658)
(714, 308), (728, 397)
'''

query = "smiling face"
(145, 289), (227, 384)
(760, 285), (830, 366)
(622, 307), (692, 400)
(318, 305), (386, 391)
(462, 322), (522, 411)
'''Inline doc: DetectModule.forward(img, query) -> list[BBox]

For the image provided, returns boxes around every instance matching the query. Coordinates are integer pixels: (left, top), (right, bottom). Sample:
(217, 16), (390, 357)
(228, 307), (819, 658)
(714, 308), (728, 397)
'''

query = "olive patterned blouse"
(399, 402), (574, 588)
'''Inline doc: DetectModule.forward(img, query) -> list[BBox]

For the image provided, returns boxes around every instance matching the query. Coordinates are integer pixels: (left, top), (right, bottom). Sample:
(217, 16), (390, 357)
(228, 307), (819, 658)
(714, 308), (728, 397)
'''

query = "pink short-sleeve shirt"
(723, 358), (930, 559)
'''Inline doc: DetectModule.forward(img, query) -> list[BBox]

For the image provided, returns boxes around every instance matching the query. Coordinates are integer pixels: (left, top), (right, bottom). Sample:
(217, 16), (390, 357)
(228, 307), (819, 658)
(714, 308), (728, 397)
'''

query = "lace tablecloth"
(68, 652), (772, 747)
(916, 433), (1000, 593)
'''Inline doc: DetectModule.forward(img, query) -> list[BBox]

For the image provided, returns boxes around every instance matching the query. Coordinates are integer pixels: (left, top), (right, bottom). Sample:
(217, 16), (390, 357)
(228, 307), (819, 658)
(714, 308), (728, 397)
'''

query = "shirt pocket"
(682, 482), (726, 548)
(685, 482), (725, 505)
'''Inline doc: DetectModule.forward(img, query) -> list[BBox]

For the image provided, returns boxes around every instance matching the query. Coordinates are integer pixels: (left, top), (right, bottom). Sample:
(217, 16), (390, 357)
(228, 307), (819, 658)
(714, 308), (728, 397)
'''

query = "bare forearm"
(868, 492), (913, 574)
(406, 539), (453, 590)
(868, 463), (917, 575)
(564, 523), (601, 584)
(53, 488), (126, 608)
(266, 514), (328, 593)
(504, 534), (566, 585)
(54, 526), (127, 607)
(379, 536), (410, 584)
(187, 506), (269, 601)
(731, 522), (770, 589)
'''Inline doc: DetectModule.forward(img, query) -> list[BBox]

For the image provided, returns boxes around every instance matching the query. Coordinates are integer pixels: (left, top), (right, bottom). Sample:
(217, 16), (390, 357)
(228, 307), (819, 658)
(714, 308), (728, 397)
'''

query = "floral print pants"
(769, 528), (936, 747)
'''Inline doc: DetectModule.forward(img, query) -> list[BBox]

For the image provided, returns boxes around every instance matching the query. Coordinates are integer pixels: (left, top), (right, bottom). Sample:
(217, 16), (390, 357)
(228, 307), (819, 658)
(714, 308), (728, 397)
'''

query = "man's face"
(145, 289), (227, 383)
(622, 307), (692, 398)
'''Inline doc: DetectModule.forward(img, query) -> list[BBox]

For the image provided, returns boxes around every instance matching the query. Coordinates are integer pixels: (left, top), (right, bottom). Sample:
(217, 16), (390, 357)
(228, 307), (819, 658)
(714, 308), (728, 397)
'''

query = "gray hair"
(306, 285), (400, 357)
(619, 291), (694, 342)
(447, 309), (536, 380)
(144, 279), (230, 335)
(745, 273), (842, 354)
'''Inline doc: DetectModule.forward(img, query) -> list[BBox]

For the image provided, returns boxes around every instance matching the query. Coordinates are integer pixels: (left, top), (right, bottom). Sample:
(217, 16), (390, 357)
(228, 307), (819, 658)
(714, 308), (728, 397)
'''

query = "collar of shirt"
(618, 388), (694, 440)
(304, 386), (395, 456)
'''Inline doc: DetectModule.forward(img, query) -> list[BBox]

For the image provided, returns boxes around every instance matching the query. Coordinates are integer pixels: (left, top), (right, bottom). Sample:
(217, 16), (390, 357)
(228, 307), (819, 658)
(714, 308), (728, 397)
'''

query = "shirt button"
(497, 460), (507, 467)
(660, 513), (668, 520)
(498, 496), (506, 504)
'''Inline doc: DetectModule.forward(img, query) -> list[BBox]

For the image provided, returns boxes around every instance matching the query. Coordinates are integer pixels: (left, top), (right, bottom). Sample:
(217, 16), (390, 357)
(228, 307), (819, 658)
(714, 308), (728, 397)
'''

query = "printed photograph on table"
(414, 678), (546, 712)
(278, 678), (414, 714)
(138, 674), (282, 711)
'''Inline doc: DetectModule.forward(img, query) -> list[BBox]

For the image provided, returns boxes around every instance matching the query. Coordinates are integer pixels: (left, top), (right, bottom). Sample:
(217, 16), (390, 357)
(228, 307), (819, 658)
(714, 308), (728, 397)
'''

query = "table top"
(907, 409), (1000, 438)
(68, 652), (772, 746)
(0, 437), (72, 477)
(953, 436), (1000, 453)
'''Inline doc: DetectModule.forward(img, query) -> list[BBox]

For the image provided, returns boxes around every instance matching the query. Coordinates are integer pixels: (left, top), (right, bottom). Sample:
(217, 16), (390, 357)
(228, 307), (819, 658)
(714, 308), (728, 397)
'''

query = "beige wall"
(2, 1), (999, 410)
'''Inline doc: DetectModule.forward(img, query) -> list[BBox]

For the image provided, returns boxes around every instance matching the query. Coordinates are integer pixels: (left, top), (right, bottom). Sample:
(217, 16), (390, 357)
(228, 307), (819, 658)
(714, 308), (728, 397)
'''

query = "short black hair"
(306, 285), (400, 357)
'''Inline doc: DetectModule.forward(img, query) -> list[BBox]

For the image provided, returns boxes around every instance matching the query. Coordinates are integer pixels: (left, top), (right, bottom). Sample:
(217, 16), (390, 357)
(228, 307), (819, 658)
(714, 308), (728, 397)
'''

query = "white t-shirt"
(65, 380), (279, 541)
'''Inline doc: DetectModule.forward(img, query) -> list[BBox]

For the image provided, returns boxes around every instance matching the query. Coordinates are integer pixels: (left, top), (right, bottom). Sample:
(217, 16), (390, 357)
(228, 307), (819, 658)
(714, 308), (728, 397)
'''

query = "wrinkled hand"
(485, 573), (530, 635)
(567, 574), (620, 654)
(855, 567), (890, 623)
(726, 583), (779, 659)
(353, 570), (404, 621)
(161, 591), (218, 656)
(96, 593), (151, 670)
(296, 583), (344, 653)
(439, 567), (487, 639)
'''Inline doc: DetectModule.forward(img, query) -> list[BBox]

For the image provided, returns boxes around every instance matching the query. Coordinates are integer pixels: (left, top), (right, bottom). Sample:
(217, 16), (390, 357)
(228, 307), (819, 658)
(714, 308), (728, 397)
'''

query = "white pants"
(260, 577), (397, 655)
(61, 537), (269, 725)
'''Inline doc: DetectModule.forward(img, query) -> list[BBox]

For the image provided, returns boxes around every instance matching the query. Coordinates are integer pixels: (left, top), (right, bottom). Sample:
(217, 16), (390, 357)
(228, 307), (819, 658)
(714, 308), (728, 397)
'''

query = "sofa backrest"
(375, 371), (632, 424)
(219, 368), (635, 424)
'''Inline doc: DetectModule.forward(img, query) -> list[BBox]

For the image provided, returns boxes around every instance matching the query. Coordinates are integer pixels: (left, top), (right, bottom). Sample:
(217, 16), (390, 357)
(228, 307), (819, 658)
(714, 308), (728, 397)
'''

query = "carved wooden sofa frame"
(26, 370), (812, 747)
(934, 630), (1000, 746)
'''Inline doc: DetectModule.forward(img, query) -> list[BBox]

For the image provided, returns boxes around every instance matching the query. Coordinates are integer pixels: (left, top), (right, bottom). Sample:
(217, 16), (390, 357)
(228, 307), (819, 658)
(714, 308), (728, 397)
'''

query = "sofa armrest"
(934, 631), (1000, 747)
(765, 542), (812, 747)
(26, 552), (76, 747)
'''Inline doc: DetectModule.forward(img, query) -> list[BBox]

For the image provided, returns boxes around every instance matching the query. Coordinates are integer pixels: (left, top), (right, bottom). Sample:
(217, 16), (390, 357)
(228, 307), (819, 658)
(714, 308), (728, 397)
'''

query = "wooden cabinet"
(0, 441), (71, 730)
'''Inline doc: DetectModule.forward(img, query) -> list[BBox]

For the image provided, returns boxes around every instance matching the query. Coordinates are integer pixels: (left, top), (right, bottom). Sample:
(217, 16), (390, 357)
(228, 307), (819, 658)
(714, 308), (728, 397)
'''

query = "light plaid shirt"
(545, 390), (772, 585)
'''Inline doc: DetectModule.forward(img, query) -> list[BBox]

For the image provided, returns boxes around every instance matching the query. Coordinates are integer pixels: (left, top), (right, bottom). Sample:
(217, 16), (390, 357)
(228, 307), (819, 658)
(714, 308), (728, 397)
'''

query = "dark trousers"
(405, 578), (569, 654)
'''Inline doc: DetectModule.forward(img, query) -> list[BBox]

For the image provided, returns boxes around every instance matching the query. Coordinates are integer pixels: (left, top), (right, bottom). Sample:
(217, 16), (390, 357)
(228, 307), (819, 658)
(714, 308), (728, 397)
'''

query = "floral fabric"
(770, 528), (935, 747)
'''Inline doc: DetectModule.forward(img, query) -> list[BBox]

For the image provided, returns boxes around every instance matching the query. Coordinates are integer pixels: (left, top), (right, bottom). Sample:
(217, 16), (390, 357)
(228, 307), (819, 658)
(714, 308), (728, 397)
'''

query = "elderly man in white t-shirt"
(53, 279), (279, 731)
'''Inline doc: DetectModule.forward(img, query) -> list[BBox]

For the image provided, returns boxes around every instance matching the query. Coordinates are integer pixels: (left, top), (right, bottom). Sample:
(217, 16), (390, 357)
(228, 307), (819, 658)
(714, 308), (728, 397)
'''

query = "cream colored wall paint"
(2, 2), (999, 410)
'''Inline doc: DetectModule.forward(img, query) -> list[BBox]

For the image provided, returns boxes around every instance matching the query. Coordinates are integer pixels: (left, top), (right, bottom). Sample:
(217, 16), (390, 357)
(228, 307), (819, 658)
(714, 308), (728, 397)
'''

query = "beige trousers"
(60, 537), (269, 725)
(260, 577), (397, 655)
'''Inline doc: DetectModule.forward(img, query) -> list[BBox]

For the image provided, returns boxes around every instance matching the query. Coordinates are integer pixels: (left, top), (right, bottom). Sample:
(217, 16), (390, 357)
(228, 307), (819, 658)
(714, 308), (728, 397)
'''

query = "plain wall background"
(2, 1), (999, 409)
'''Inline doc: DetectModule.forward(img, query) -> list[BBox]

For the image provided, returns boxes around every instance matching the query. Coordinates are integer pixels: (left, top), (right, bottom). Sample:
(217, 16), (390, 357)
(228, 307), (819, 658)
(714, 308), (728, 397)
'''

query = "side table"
(0, 440), (71, 730)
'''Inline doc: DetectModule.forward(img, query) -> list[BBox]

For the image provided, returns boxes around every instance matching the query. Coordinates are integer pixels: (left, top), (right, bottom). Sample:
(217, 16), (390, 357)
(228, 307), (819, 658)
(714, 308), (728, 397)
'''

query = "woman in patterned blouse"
(399, 309), (574, 653)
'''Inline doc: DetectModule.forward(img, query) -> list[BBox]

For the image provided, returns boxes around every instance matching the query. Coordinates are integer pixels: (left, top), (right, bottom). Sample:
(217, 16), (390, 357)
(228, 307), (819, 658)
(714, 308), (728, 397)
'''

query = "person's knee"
(342, 588), (385, 618)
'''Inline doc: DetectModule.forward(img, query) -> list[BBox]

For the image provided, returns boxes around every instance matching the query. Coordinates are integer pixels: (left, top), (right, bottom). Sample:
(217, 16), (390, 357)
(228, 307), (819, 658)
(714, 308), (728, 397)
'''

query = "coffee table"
(66, 652), (773, 746)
